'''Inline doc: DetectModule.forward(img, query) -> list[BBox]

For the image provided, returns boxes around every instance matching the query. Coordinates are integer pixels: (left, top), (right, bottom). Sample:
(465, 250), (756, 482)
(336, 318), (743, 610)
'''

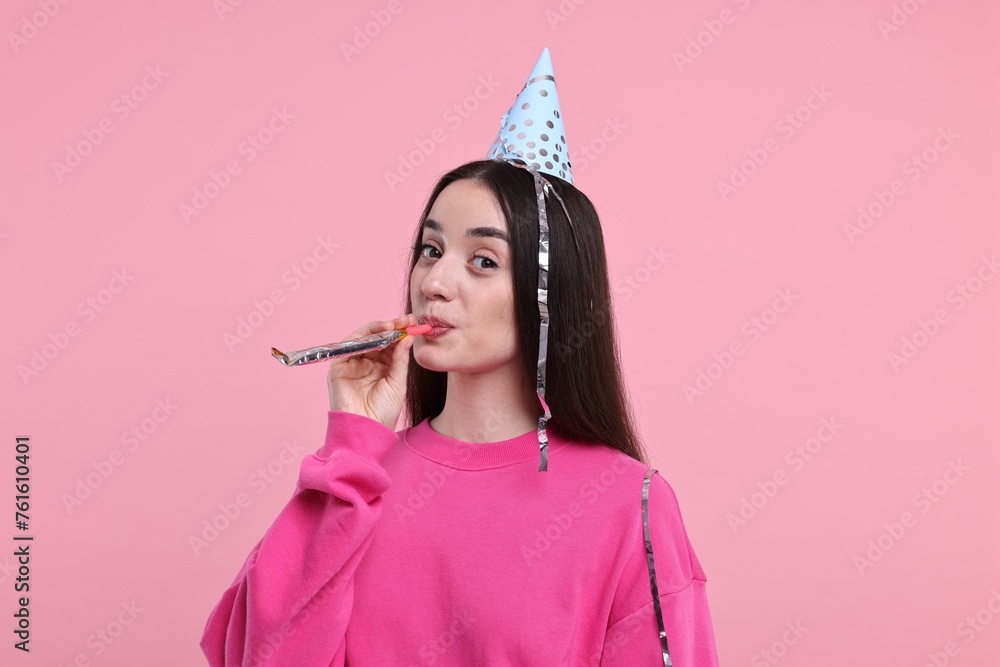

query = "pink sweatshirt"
(200, 410), (719, 666)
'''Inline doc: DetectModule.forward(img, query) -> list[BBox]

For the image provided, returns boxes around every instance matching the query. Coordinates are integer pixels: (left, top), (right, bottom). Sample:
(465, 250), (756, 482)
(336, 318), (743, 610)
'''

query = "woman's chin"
(413, 350), (483, 374)
(412, 348), (450, 373)
(413, 341), (516, 375)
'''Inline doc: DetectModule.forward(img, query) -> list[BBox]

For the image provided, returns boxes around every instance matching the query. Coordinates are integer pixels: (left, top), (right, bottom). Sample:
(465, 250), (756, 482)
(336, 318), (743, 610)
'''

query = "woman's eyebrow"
(423, 218), (509, 244)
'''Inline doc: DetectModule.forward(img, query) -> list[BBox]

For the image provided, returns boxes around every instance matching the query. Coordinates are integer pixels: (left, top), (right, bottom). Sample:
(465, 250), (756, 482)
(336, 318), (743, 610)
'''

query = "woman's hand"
(327, 313), (418, 430)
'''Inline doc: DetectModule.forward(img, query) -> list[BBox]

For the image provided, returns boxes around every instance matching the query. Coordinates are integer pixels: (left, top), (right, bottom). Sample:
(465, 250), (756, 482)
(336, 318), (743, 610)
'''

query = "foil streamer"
(271, 328), (406, 367)
(493, 142), (577, 472)
(643, 468), (672, 666)
(532, 168), (552, 472)
(485, 48), (580, 472)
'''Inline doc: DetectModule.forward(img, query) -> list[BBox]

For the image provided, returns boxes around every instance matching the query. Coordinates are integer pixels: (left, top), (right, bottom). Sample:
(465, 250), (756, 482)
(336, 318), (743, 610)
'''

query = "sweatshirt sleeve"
(599, 471), (720, 667)
(199, 410), (401, 667)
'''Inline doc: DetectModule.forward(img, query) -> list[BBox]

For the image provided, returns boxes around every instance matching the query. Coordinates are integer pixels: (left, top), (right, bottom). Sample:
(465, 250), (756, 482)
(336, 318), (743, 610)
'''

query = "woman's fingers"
(379, 314), (416, 334)
(345, 314), (416, 345)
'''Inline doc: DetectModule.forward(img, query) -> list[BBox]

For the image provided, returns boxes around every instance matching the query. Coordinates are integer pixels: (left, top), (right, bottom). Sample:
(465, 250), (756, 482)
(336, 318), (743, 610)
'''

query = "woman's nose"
(420, 253), (456, 300)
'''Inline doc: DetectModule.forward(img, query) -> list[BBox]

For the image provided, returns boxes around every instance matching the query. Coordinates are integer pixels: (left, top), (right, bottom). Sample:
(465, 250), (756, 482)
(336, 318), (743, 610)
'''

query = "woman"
(201, 45), (720, 664)
(199, 158), (720, 666)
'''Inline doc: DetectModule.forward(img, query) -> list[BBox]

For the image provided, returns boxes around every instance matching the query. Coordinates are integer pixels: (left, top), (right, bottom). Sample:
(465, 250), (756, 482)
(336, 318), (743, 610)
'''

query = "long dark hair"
(400, 159), (650, 466)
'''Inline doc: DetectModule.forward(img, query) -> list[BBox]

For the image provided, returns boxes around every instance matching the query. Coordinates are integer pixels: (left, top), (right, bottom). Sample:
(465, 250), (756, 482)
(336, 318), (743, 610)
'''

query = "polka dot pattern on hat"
(484, 48), (573, 184)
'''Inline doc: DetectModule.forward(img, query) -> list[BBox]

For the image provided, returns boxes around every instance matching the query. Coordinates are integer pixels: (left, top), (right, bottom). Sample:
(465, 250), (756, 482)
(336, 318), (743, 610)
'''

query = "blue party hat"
(485, 48), (573, 184)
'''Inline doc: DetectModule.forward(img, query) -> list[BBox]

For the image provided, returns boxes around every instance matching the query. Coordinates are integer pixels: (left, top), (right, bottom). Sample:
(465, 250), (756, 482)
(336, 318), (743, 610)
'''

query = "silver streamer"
(493, 135), (576, 472)
(643, 468), (672, 665)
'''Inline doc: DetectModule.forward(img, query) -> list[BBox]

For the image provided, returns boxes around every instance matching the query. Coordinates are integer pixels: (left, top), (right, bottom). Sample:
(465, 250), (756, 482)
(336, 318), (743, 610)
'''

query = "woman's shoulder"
(555, 431), (685, 509)
(580, 448), (708, 630)
(557, 434), (706, 581)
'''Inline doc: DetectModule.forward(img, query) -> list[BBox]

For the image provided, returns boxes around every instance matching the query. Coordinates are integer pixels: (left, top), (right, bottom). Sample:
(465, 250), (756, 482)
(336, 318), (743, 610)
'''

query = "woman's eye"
(473, 254), (498, 270)
(419, 244), (497, 270)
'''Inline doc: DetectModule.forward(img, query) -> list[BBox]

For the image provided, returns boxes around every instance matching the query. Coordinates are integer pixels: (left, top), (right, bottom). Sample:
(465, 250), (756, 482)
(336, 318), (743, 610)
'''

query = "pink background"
(3, 1), (998, 665)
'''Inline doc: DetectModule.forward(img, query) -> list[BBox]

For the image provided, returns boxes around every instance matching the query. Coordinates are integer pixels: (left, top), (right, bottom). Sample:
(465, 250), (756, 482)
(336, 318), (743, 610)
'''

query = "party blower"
(271, 323), (433, 367)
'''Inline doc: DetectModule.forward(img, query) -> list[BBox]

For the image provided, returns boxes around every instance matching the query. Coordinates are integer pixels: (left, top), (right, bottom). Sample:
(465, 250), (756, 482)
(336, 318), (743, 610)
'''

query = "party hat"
(485, 48), (573, 184)
(484, 47), (577, 474)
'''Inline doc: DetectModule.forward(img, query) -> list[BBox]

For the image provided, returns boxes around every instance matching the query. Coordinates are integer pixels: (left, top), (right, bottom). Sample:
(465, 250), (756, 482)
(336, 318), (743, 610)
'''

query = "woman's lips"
(422, 325), (452, 340)
(417, 315), (454, 339)
(418, 315), (454, 328)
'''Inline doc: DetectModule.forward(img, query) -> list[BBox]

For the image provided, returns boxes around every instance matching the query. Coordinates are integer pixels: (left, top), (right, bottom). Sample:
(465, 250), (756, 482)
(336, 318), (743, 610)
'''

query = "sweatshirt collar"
(403, 417), (568, 471)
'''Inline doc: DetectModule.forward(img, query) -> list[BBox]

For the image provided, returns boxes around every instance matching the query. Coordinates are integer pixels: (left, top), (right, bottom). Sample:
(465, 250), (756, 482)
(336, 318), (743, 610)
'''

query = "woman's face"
(409, 179), (519, 374)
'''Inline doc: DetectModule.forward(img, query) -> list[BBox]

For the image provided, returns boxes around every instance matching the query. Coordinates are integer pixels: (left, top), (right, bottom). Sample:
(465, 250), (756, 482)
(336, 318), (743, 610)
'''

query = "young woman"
(199, 158), (720, 666)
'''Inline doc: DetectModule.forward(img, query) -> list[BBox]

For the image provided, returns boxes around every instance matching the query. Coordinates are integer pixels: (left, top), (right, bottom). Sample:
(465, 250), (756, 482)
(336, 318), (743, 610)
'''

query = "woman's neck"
(430, 368), (542, 443)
